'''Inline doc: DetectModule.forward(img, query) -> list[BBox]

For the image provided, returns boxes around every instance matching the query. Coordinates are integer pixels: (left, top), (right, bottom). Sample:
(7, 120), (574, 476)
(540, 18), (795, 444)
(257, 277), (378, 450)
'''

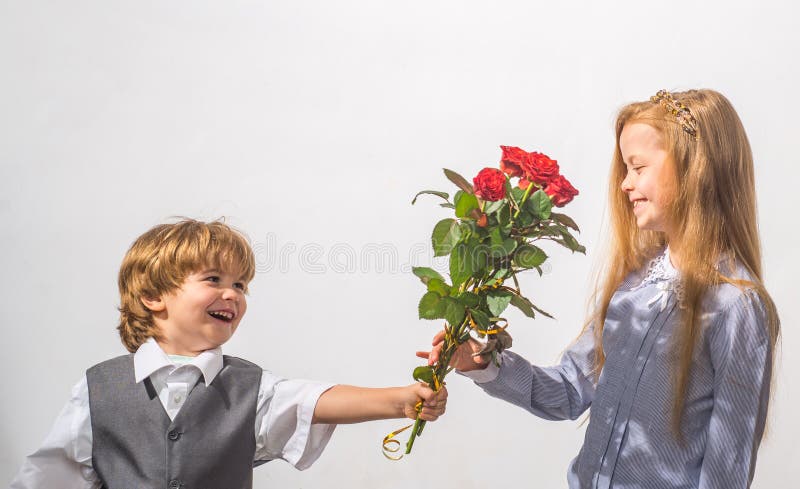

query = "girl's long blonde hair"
(590, 89), (780, 435)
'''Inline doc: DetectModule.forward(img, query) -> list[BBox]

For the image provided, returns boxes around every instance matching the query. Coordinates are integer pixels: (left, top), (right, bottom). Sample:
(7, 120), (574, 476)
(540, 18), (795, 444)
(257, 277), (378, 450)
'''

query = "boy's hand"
(415, 329), (490, 372)
(404, 383), (448, 421)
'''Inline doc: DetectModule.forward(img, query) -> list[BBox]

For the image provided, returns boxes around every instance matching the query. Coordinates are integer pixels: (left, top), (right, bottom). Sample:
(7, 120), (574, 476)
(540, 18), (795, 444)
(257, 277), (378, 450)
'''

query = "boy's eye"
(205, 276), (220, 283)
(234, 282), (246, 290)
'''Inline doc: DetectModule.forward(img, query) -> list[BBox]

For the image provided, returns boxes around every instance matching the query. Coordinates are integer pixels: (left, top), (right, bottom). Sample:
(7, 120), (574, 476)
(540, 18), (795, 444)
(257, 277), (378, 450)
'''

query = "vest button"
(168, 479), (182, 489)
(168, 430), (181, 441)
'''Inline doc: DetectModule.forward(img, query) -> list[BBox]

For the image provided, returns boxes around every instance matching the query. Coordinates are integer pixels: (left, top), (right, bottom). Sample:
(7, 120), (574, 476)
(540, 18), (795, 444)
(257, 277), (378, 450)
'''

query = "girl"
(419, 89), (780, 488)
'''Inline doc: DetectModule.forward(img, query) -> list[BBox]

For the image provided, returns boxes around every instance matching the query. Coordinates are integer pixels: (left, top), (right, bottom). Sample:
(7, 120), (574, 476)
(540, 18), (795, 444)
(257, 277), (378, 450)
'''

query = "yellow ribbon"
(382, 423), (413, 460)
(473, 320), (508, 336)
(475, 278), (505, 293)
(381, 400), (423, 460)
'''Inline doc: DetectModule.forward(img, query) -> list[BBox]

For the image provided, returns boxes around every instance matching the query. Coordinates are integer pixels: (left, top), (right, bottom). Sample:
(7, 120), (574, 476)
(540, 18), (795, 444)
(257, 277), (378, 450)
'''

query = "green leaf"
(514, 244), (548, 268)
(455, 291), (481, 308)
(412, 190), (450, 205)
(511, 187), (526, 205)
(497, 204), (511, 227)
(455, 191), (480, 219)
(427, 278), (451, 296)
(440, 203), (456, 209)
(486, 290), (513, 316)
(442, 297), (467, 327)
(412, 266), (446, 285)
(470, 309), (491, 329)
(418, 291), (446, 319)
(489, 227), (504, 246)
(413, 366), (435, 386)
(431, 218), (462, 257)
(515, 209), (534, 228)
(526, 189), (552, 220)
(557, 231), (587, 254)
(464, 239), (489, 277)
(443, 168), (474, 194)
(510, 294), (536, 318)
(530, 301), (554, 319)
(492, 268), (510, 280)
(508, 294), (553, 318)
(496, 238), (518, 258)
(483, 199), (506, 214)
(449, 243), (473, 289)
(459, 221), (474, 240)
(489, 229), (517, 258)
(551, 212), (580, 232)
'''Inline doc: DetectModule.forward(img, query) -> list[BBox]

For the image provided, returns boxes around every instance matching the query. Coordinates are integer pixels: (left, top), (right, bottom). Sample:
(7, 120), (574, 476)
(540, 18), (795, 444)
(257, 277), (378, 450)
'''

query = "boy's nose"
(221, 287), (239, 301)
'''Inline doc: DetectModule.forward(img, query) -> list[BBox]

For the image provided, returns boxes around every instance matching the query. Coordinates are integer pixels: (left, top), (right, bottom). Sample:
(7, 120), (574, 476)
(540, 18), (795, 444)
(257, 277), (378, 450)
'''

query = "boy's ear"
(141, 296), (166, 313)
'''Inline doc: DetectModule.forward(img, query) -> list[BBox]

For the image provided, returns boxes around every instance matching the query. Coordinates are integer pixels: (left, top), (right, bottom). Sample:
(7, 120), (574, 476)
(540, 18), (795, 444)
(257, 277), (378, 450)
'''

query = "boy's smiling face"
(143, 267), (248, 356)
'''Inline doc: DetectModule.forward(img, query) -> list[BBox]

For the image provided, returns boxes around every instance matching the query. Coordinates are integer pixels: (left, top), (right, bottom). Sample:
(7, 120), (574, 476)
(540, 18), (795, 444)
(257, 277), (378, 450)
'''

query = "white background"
(1, 1), (798, 487)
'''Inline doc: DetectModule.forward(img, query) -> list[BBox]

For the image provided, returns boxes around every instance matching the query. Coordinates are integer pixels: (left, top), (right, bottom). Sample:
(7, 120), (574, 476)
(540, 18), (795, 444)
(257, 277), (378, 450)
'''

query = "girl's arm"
(699, 290), (772, 488)
(312, 383), (447, 424)
(418, 324), (597, 421)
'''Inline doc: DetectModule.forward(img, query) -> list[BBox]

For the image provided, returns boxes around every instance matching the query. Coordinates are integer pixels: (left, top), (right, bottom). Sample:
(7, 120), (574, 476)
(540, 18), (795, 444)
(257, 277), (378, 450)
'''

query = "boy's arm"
(312, 383), (447, 424)
(10, 376), (100, 489)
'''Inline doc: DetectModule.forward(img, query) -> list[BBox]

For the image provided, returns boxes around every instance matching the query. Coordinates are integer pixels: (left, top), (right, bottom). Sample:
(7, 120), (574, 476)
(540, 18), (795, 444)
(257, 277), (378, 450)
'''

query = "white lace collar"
(633, 248), (683, 311)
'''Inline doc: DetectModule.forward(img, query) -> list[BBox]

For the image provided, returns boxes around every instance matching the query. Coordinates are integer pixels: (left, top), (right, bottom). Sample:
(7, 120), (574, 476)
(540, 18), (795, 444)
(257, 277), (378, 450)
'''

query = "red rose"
(521, 152), (560, 187)
(473, 167), (507, 201)
(544, 174), (579, 207)
(499, 146), (526, 177)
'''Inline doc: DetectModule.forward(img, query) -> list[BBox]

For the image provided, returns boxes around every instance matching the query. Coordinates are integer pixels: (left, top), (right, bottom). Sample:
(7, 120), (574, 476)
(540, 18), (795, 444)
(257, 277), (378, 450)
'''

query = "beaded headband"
(650, 89), (700, 141)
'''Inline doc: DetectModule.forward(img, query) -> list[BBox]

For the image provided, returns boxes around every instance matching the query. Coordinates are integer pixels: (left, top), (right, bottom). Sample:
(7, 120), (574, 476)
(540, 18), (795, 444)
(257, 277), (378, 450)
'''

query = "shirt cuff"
(290, 382), (337, 470)
(457, 361), (500, 384)
(254, 374), (338, 471)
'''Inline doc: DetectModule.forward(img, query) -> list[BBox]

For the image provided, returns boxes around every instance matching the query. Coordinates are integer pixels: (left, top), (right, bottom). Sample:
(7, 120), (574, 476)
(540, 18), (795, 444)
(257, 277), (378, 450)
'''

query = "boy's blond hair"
(117, 219), (256, 352)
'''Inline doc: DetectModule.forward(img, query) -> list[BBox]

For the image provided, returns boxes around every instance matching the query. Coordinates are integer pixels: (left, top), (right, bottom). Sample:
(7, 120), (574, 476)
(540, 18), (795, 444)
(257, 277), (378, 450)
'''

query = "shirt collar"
(133, 338), (224, 386)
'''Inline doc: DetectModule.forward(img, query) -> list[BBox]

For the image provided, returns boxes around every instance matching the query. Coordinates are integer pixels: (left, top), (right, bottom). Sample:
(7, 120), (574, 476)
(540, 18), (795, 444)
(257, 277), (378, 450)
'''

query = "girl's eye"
(205, 276), (220, 283)
(234, 282), (246, 290)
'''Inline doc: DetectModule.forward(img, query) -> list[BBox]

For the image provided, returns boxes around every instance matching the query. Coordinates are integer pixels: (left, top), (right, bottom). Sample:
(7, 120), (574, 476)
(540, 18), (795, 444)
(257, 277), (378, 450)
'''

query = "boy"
(11, 219), (446, 489)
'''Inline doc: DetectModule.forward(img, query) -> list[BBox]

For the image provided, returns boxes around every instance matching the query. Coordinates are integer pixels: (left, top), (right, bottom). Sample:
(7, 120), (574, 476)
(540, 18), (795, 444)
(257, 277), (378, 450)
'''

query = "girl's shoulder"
(701, 260), (770, 344)
(703, 257), (762, 312)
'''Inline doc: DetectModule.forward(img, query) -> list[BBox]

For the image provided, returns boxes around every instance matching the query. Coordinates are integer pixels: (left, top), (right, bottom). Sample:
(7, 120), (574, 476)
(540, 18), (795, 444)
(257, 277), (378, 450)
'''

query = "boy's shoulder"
(85, 353), (263, 378)
(222, 354), (262, 371)
(87, 353), (134, 373)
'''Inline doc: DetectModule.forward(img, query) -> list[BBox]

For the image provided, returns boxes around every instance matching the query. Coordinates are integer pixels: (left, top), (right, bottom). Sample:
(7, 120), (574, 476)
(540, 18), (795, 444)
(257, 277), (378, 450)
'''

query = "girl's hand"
(404, 383), (448, 421)
(415, 330), (490, 372)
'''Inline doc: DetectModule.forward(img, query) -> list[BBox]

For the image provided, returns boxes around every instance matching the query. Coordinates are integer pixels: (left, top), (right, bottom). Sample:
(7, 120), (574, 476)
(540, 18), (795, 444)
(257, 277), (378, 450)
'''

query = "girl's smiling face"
(619, 122), (677, 238)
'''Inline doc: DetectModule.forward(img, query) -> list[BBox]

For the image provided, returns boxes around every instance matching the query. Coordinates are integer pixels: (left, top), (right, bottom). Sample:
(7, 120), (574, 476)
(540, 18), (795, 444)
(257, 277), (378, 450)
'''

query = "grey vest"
(86, 354), (262, 489)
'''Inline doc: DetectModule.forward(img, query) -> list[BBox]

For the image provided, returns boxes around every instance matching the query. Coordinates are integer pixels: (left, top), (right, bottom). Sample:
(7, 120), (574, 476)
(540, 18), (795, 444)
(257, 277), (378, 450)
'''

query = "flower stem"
(404, 320), (465, 454)
(513, 182), (536, 219)
(404, 416), (424, 454)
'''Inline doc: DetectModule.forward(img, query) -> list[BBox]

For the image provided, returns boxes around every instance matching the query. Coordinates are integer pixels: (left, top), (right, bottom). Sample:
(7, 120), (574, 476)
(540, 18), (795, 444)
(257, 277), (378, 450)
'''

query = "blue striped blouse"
(463, 250), (772, 488)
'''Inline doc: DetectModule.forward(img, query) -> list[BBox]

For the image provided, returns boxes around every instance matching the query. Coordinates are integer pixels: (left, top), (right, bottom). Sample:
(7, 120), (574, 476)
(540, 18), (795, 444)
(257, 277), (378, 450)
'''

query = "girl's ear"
(141, 296), (166, 312)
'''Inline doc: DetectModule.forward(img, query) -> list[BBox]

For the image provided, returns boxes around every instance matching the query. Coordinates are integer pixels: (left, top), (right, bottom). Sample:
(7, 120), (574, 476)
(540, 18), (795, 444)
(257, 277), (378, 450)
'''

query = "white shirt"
(10, 339), (336, 489)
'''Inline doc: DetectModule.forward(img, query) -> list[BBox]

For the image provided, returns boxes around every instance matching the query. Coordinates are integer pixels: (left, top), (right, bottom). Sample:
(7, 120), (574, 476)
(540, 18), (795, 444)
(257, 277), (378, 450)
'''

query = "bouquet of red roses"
(385, 146), (583, 458)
